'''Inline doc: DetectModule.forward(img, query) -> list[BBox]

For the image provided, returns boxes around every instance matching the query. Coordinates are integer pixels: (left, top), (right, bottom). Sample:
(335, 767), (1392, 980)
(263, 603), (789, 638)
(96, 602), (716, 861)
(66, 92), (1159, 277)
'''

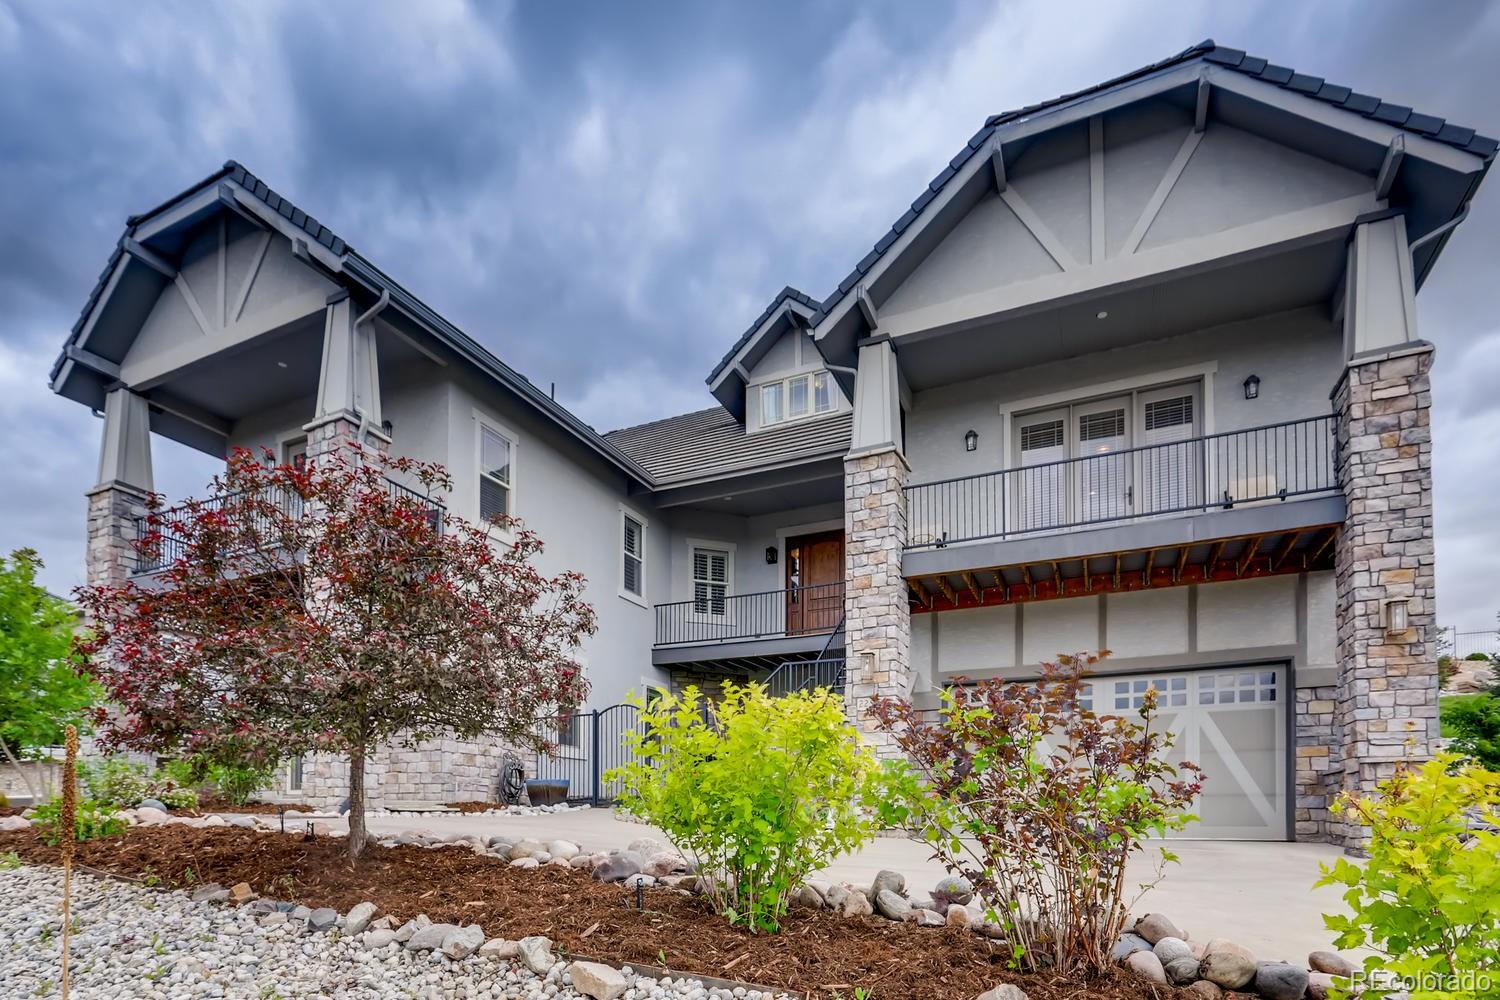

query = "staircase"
(764, 614), (846, 696)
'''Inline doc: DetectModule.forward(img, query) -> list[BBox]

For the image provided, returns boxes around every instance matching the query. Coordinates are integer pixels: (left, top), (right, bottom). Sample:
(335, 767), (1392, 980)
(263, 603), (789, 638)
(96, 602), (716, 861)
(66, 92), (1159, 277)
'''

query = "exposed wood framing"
(1270, 530), (1302, 571)
(933, 575), (957, 606)
(1237, 535), (1265, 577)
(1175, 545), (1191, 583)
(1310, 527), (1338, 565)
(1207, 539), (1227, 575)
(908, 579), (932, 609)
(1141, 548), (1156, 586)
(961, 571), (982, 603)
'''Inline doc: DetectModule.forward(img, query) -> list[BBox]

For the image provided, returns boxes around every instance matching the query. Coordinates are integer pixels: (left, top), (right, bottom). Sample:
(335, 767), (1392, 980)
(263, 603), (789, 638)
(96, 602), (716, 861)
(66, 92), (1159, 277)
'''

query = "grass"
(1441, 693), (1487, 738)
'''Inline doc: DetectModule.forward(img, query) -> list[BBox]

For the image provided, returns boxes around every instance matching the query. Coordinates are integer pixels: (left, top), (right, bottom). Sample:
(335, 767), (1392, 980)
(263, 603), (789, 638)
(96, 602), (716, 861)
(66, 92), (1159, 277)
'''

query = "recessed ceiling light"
(276, 361), (288, 368)
(722, 496), (734, 501)
(1096, 310), (1109, 320)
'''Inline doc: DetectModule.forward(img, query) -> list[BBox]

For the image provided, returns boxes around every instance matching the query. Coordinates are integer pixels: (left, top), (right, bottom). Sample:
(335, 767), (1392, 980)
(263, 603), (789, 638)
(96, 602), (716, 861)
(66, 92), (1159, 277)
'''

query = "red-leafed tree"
(77, 447), (594, 858)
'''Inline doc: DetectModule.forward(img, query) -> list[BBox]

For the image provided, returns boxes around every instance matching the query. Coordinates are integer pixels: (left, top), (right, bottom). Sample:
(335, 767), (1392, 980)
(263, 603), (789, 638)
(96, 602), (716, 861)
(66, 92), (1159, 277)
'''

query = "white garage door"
(1087, 664), (1288, 841)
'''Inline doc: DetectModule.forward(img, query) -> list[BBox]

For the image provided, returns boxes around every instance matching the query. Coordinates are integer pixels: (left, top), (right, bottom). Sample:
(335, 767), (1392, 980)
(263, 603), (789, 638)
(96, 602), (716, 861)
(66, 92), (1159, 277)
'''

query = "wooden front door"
(785, 531), (843, 635)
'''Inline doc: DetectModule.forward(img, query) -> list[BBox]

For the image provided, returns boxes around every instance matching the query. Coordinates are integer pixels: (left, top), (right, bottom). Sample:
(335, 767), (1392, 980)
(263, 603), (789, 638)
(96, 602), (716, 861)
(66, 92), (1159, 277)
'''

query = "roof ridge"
(603, 405), (728, 438)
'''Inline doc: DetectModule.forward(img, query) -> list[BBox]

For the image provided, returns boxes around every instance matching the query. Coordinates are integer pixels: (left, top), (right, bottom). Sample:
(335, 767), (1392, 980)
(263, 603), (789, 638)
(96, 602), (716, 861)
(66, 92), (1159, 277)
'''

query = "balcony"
(903, 416), (1345, 608)
(132, 477), (445, 575)
(652, 581), (845, 672)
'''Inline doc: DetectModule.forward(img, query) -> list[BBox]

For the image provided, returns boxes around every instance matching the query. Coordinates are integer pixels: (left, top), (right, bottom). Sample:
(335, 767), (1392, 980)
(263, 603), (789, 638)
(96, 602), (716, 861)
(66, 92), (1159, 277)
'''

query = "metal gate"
(533, 703), (645, 806)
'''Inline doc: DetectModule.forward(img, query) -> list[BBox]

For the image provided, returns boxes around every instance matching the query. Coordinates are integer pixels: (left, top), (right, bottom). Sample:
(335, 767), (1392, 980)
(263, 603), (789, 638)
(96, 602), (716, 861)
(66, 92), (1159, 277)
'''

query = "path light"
(1243, 374), (1261, 400)
(964, 429), (978, 452)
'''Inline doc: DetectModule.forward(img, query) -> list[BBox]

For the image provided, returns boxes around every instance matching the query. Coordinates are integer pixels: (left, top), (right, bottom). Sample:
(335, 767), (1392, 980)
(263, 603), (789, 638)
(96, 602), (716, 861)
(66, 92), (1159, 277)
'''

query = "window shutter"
(622, 515), (643, 596)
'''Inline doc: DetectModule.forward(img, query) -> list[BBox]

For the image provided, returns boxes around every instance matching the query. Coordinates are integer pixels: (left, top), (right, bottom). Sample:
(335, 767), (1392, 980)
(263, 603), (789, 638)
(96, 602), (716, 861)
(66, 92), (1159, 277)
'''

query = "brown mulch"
(0, 826), (1174, 1000)
(444, 800), (501, 814)
(185, 798), (314, 816)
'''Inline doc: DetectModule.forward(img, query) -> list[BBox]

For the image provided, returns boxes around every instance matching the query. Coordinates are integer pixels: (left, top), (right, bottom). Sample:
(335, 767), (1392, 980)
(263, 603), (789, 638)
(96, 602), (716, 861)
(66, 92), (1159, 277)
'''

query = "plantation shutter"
(1141, 392), (1197, 514)
(621, 515), (644, 597)
(1076, 405), (1128, 523)
(1018, 416), (1067, 531)
(692, 547), (730, 616)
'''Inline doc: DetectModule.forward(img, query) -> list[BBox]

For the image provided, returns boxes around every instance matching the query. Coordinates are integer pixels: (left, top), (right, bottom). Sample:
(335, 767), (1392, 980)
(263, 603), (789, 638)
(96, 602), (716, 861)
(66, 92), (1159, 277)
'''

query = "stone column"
(1331, 345), (1437, 849)
(86, 388), (155, 589)
(843, 339), (913, 755)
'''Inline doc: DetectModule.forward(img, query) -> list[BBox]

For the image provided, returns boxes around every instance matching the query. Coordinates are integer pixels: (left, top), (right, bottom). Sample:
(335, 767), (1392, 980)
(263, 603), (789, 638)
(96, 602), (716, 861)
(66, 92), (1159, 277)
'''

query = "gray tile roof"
(806, 39), (1498, 328)
(605, 408), (851, 485)
(706, 285), (820, 385)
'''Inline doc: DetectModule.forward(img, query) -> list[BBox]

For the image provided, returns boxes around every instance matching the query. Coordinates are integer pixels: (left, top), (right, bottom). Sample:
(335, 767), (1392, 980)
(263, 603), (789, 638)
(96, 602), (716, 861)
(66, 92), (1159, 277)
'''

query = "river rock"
(479, 937), (521, 960)
(977, 986), (1028, 1000)
(1127, 950), (1168, 984)
(593, 851), (642, 883)
(1165, 956), (1202, 985)
(644, 851), (689, 877)
(870, 869), (906, 898)
(1308, 951), (1356, 977)
(1183, 981), (1222, 1000)
(1154, 936), (1195, 964)
(344, 901), (377, 935)
(932, 874), (974, 906)
(1254, 961), (1309, 1000)
(364, 928), (398, 949)
(839, 887), (874, 917)
(1133, 912), (1185, 944)
(569, 960), (629, 1000)
(875, 888), (911, 922)
(946, 903), (972, 929)
(547, 839), (580, 861)
(1112, 933), (1153, 961)
(510, 857), (540, 869)
(1199, 939), (1257, 990)
(795, 884), (825, 908)
(441, 924), (485, 960)
(518, 935), (555, 975)
(1306, 971), (1338, 1000)
(406, 923), (458, 952)
(307, 907), (338, 932)
(509, 838), (546, 860)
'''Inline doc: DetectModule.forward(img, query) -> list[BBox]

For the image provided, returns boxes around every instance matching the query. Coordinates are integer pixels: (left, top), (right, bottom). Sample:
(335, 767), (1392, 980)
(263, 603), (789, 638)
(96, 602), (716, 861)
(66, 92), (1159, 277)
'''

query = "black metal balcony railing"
(653, 581), (844, 647)
(133, 477), (445, 575)
(765, 657), (848, 697)
(905, 415), (1338, 551)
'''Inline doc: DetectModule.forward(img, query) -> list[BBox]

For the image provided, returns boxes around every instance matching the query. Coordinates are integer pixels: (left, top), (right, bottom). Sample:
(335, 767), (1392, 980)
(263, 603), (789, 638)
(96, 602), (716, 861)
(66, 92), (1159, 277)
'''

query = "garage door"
(1087, 664), (1287, 840)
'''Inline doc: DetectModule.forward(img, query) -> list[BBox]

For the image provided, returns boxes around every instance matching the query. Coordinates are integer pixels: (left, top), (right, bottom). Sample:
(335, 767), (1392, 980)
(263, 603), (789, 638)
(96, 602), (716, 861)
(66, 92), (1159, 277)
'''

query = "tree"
(78, 447), (595, 858)
(0, 549), (97, 801)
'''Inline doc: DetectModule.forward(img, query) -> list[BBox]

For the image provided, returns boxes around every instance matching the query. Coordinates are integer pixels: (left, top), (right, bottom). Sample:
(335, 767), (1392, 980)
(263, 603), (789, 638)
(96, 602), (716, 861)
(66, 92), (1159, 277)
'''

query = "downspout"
(352, 289), (391, 450)
(1407, 204), (1469, 254)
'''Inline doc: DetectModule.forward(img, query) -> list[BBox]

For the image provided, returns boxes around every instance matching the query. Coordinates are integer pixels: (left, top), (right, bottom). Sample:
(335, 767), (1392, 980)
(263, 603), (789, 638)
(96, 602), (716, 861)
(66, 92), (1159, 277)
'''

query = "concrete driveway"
(304, 807), (1350, 963)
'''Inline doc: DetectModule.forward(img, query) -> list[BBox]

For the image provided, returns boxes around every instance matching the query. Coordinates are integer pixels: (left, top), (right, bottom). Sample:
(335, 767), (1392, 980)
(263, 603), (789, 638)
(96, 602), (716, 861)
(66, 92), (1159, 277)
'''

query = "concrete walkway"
(299, 807), (1350, 962)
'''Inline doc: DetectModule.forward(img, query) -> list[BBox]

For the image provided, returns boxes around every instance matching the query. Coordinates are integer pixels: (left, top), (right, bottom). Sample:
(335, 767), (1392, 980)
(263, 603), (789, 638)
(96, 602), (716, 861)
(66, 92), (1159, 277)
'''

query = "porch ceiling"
(907, 521), (1339, 613)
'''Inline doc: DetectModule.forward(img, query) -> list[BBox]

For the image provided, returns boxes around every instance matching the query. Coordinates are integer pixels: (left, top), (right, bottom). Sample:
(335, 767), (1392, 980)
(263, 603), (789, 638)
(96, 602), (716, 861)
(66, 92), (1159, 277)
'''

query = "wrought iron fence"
(1442, 627), (1500, 661)
(905, 415), (1338, 550)
(653, 581), (844, 646)
(764, 657), (848, 697)
(531, 704), (645, 806)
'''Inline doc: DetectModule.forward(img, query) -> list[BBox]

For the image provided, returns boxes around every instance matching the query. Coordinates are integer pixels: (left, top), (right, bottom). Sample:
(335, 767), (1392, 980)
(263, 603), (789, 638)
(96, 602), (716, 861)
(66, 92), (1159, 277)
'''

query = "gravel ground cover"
(0, 826), (1165, 1000)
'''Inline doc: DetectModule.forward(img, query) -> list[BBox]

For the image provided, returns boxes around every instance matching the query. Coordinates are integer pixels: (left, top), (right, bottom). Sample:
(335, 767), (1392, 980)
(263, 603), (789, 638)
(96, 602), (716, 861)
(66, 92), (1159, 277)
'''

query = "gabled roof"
(51, 161), (656, 487)
(707, 286), (821, 385)
(703, 286), (827, 422)
(605, 407), (851, 486)
(806, 39), (1497, 331)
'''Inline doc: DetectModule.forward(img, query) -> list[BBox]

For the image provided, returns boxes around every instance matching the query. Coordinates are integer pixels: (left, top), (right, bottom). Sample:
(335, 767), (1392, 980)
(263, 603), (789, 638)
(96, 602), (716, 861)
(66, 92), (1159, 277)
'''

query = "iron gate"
(532, 703), (645, 806)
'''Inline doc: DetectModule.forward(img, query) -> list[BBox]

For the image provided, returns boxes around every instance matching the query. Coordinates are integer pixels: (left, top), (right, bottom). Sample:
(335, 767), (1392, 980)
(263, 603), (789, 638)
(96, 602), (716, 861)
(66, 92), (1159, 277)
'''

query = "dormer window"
(759, 371), (834, 427)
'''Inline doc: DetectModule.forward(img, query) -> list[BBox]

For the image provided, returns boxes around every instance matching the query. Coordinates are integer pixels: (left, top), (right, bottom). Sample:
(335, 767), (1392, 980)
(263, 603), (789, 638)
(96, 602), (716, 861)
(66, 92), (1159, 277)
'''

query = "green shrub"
(608, 682), (879, 933)
(82, 757), (150, 808)
(0, 791), (9, 809)
(31, 796), (127, 845)
(152, 783), (198, 810)
(1318, 753), (1500, 998)
(1444, 694), (1500, 771)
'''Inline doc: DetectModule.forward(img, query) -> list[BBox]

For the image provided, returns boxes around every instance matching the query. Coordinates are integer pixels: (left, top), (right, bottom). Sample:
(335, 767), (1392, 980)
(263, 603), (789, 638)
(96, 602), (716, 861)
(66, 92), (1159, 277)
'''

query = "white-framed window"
(758, 371), (836, 427)
(476, 419), (515, 524)
(619, 507), (647, 606)
(286, 755), (304, 794)
(690, 543), (733, 617)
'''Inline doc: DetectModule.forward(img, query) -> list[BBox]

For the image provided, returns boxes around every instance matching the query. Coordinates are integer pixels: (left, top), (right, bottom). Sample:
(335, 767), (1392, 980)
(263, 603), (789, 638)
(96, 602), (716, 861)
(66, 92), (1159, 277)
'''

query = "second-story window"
(692, 546), (731, 616)
(621, 513), (645, 599)
(759, 371), (835, 426)
(479, 424), (513, 521)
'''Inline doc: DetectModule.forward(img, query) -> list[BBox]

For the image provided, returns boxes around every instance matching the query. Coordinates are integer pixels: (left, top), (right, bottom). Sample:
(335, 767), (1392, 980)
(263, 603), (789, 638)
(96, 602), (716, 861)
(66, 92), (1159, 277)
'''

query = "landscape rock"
(1183, 981), (1223, 1000)
(623, 873), (657, 889)
(138, 797), (168, 812)
(307, 907), (338, 932)
(643, 851), (689, 877)
(509, 857), (540, 869)
(839, 887), (874, 917)
(479, 937), (520, 960)
(547, 839), (581, 861)
(795, 885), (825, 908)
(135, 806), (169, 825)
(1306, 971), (1338, 1000)
(363, 928), (397, 949)
(1253, 961), (1309, 1000)
(441, 924), (485, 959)
(1127, 950), (1168, 984)
(874, 888), (911, 922)
(290, 905), (312, 921)
(910, 908), (944, 927)
(946, 903), (972, 929)
(203, 815), (226, 827)
(393, 916), (425, 943)
(1307, 951), (1356, 978)
(1164, 957), (1202, 985)
(977, 986), (1028, 1000)
(870, 869), (906, 898)
(569, 855), (594, 869)
(486, 835), (512, 850)
(1154, 936), (1195, 964)
(932, 874), (974, 907)
(1112, 933), (1153, 961)
(626, 837), (667, 857)
(509, 838), (546, 860)
(405, 922), (458, 951)
(593, 851), (643, 883)
(0, 816), (30, 832)
(1133, 912), (1185, 945)
(1199, 939), (1257, 990)
(518, 934), (556, 975)
(344, 901), (377, 935)
(189, 883), (225, 902)
(569, 960), (629, 1000)
(229, 882), (255, 903)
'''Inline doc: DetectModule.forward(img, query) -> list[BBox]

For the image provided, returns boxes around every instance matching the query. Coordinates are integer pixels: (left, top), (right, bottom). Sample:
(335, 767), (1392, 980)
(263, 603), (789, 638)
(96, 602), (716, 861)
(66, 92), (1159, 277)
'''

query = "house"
(53, 41), (1493, 845)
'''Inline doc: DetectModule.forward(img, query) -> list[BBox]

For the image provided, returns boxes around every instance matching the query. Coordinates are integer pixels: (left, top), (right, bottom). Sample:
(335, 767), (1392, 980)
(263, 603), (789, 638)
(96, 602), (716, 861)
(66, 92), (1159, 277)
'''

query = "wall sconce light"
(765, 547), (778, 565)
(1384, 598), (1410, 636)
(381, 419), (394, 437)
(964, 429), (979, 452)
(1243, 374), (1261, 400)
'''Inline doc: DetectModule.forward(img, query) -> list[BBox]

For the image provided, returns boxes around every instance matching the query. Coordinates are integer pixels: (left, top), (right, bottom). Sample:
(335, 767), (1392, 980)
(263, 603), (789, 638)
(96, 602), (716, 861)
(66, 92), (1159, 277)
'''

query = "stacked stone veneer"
(843, 448), (912, 756)
(86, 483), (152, 587)
(1331, 346), (1439, 849)
(1293, 684), (1340, 840)
(267, 736), (533, 810)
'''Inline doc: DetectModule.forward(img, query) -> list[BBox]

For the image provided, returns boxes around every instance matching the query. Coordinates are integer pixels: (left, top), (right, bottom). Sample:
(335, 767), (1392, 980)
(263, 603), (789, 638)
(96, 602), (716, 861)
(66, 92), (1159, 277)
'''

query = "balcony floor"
(652, 631), (844, 675)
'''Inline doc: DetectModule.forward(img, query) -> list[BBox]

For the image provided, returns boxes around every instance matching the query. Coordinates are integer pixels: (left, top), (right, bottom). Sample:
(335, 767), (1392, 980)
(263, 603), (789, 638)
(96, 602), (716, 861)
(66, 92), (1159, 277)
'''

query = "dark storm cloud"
(1, 0), (1497, 629)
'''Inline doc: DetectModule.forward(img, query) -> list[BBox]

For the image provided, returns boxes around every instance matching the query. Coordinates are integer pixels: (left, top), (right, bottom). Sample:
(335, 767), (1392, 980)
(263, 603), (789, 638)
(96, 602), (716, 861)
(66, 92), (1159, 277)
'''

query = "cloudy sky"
(1, 0), (1497, 630)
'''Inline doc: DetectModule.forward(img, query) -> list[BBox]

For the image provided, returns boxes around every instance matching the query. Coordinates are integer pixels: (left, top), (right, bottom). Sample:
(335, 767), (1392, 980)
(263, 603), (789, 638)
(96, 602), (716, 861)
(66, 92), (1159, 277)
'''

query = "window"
(692, 545), (731, 616)
(621, 511), (645, 601)
(478, 423), (513, 522)
(287, 755), (304, 793)
(758, 371), (836, 426)
(555, 710), (579, 748)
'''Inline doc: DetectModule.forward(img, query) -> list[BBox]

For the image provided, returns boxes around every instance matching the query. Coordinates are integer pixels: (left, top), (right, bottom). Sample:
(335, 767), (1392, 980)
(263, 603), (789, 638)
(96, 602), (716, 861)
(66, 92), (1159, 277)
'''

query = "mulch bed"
(0, 826), (1173, 1000)
(185, 799), (314, 816)
(444, 800), (501, 814)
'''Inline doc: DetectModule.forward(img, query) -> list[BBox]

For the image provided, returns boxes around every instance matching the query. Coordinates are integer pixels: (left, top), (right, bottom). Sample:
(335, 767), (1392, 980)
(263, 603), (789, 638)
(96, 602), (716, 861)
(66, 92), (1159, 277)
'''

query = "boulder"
(1133, 912), (1185, 945)
(135, 807), (170, 825)
(441, 925), (485, 960)
(364, 929), (398, 949)
(871, 869), (906, 898)
(138, 797), (168, 812)
(228, 816), (257, 829)
(910, 908), (944, 927)
(643, 851), (689, 878)
(1253, 961), (1309, 1000)
(839, 887), (874, 917)
(510, 857), (540, 870)
(345, 901), (378, 936)
(479, 938), (520, 961)
(518, 935), (556, 975)
(0, 815), (30, 832)
(1199, 939), (1257, 990)
(1183, 981), (1222, 1000)
(1126, 951), (1168, 985)
(1307, 951), (1356, 978)
(622, 873), (656, 889)
(977, 987), (1028, 1000)
(569, 960), (629, 1000)
(824, 884), (849, 910)
(874, 888), (911, 922)
(593, 851), (643, 883)
(946, 904), (972, 929)
(307, 908), (339, 932)
(509, 838), (546, 860)
(1306, 971), (1338, 1000)
(932, 875), (974, 907)
(203, 815), (226, 827)
(290, 905), (312, 921)
(486, 836), (512, 851)
(1190, 939), (1208, 960)
(626, 837), (667, 857)
(795, 885), (825, 909)
(1154, 936), (1195, 965)
(547, 839), (581, 861)
(1111, 933), (1153, 961)
(406, 923), (458, 952)
(393, 916), (427, 943)
(1164, 957), (1202, 985)
(569, 855), (593, 869)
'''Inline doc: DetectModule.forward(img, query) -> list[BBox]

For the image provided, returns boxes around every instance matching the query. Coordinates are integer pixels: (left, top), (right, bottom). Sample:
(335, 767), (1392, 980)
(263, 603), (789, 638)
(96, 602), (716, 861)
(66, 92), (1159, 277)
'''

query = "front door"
(785, 531), (843, 635)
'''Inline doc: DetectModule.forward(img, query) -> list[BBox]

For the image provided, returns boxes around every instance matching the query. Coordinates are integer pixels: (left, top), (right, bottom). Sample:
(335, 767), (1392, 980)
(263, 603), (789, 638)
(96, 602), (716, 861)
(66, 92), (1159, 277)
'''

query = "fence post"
(590, 710), (602, 807)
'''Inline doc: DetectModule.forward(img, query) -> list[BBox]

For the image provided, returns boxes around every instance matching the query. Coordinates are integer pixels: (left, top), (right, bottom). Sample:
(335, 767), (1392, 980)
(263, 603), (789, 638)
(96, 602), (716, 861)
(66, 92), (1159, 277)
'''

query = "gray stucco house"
(54, 41), (1493, 845)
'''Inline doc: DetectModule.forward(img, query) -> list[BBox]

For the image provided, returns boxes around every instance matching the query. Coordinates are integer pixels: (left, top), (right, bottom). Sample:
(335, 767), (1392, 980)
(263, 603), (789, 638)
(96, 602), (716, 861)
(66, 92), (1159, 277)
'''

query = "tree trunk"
(0, 739), (40, 803)
(346, 743), (367, 860)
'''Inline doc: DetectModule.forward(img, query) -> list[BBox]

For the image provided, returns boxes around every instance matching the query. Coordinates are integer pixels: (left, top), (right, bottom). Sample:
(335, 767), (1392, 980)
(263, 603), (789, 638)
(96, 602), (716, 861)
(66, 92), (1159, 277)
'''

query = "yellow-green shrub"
(607, 682), (879, 933)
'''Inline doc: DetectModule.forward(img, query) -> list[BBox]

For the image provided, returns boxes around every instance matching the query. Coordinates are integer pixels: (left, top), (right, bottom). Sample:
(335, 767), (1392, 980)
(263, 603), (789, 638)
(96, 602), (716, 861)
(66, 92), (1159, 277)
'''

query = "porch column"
(305, 289), (388, 462)
(844, 339), (912, 756)
(1330, 213), (1438, 852)
(87, 387), (155, 589)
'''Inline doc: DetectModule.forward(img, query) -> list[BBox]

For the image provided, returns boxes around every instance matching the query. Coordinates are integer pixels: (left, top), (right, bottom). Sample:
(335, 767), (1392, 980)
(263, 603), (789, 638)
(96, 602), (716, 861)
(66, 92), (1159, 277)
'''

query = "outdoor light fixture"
(1096, 310), (1109, 320)
(765, 547), (778, 565)
(1384, 599), (1410, 636)
(964, 429), (979, 452)
(1243, 374), (1261, 400)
